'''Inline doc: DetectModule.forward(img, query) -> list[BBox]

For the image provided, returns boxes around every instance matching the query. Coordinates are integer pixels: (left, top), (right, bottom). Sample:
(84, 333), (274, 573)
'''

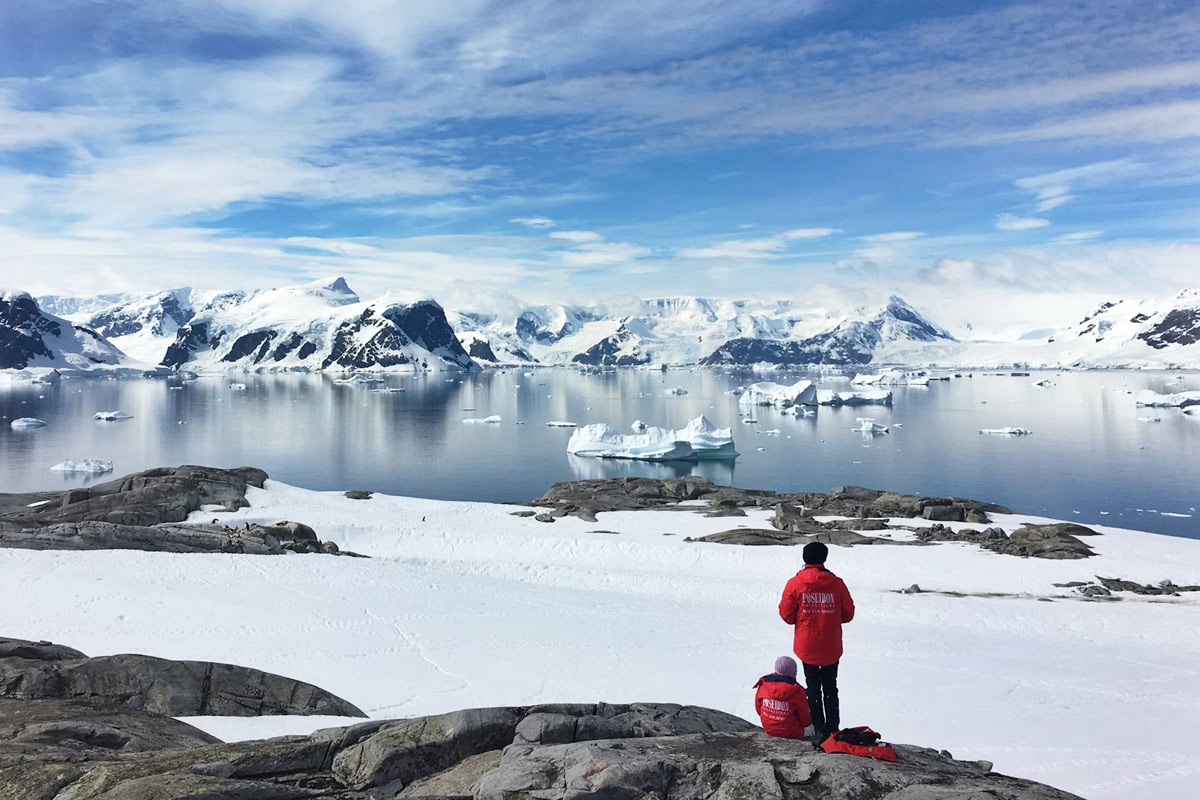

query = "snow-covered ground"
(2, 481), (1198, 800)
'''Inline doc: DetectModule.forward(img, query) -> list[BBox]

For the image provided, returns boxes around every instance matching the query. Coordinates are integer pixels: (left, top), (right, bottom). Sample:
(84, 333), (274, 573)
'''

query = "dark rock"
(0, 520), (285, 555)
(922, 503), (965, 522)
(0, 698), (219, 763)
(1079, 585), (1112, 597)
(0, 638), (86, 661)
(508, 510), (536, 518)
(0, 698), (1082, 800)
(1096, 576), (1200, 595)
(984, 525), (1096, 559)
(344, 490), (374, 500)
(0, 466), (268, 530)
(0, 640), (365, 718)
(903, 584), (923, 594)
(534, 514), (556, 523)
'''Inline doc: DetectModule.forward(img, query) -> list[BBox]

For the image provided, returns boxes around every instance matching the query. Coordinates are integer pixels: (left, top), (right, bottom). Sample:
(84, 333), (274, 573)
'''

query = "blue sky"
(0, 0), (1198, 329)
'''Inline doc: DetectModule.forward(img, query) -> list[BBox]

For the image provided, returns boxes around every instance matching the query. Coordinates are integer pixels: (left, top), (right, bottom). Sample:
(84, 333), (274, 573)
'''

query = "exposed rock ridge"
(0, 689), (1083, 799)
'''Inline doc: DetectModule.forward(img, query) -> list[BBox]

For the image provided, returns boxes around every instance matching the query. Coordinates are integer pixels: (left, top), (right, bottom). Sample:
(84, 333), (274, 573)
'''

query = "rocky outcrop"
(0, 694), (1082, 799)
(0, 637), (364, 718)
(0, 466), (357, 556)
(0, 465), (267, 528)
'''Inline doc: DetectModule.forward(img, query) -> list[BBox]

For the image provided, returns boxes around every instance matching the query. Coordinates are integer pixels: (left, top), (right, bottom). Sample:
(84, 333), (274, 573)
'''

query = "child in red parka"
(753, 656), (812, 739)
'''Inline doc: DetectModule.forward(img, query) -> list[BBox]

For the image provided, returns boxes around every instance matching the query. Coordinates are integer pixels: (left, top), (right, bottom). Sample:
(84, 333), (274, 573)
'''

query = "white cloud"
(782, 228), (838, 240)
(1013, 159), (1141, 213)
(549, 230), (605, 243)
(995, 214), (1051, 231)
(680, 227), (836, 258)
(511, 216), (556, 228)
(860, 231), (923, 242)
(1054, 231), (1104, 242)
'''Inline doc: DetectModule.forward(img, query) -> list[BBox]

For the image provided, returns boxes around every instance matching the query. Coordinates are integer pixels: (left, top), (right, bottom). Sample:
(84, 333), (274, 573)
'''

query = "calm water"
(1, 370), (1197, 538)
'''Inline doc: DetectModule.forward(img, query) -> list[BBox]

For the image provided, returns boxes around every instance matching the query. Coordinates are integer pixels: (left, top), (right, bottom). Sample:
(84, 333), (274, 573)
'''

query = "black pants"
(803, 661), (840, 736)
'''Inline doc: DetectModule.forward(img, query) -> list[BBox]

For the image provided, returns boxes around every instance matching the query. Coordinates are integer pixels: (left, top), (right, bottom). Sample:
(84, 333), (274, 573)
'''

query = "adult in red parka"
(753, 656), (811, 739)
(778, 542), (854, 739)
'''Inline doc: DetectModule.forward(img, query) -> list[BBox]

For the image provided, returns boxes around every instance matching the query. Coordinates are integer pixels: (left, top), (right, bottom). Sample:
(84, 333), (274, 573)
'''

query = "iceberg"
(94, 411), (133, 421)
(567, 424), (696, 461)
(335, 375), (386, 386)
(1135, 390), (1200, 408)
(737, 380), (816, 408)
(816, 389), (892, 406)
(463, 415), (502, 424)
(671, 415), (738, 459)
(631, 420), (648, 432)
(10, 418), (47, 429)
(980, 427), (1032, 435)
(854, 417), (889, 433)
(50, 459), (114, 474)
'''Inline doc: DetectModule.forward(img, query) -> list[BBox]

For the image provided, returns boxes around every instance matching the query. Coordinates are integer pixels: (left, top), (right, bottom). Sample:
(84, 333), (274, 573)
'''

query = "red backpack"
(820, 726), (897, 762)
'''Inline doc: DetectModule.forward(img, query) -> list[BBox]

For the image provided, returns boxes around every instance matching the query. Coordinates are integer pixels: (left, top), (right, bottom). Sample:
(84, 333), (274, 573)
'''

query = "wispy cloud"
(679, 227), (837, 258)
(860, 231), (923, 243)
(511, 216), (556, 228)
(1054, 230), (1104, 242)
(995, 213), (1051, 231)
(1014, 159), (1141, 213)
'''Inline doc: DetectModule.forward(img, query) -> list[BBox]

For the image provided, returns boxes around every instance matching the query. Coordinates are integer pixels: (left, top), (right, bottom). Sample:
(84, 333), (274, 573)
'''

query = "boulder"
(985, 525), (1096, 559)
(344, 490), (374, 500)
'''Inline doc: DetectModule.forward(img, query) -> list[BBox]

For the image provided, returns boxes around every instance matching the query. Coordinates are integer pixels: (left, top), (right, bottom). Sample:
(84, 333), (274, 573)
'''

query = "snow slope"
(1, 480), (1197, 800)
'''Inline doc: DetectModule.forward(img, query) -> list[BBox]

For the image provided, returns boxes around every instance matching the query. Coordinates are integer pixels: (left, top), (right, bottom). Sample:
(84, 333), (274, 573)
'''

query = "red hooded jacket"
(779, 564), (855, 667)
(753, 674), (811, 739)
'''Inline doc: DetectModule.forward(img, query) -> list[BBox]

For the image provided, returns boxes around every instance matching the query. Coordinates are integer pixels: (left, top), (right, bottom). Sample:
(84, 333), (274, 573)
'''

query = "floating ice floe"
(756, 429), (780, 436)
(663, 387), (688, 396)
(855, 418), (889, 433)
(568, 415), (738, 462)
(567, 424), (696, 461)
(631, 420), (648, 432)
(50, 459), (113, 474)
(738, 380), (816, 408)
(335, 375), (386, 385)
(1135, 390), (1200, 408)
(1136, 416), (1162, 423)
(980, 427), (1032, 435)
(10, 418), (47, 429)
(851, 370), (924, 386)
(741, 418), (758, 424)
(546, 420), (578, 428)
(93, 411), (133, 421)
(229, 383), (247, 391)
(1032, 378), (1053, 387)
(462, 415), (502, 424)
(816, 389), (892, 406)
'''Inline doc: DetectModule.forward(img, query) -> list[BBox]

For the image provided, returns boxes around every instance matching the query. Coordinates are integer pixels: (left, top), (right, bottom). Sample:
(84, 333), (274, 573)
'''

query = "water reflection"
(1, 369), (1197, 537)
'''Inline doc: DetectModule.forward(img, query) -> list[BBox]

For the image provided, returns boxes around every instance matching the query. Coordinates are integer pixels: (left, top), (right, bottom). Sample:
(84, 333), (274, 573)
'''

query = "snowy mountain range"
(0, 290), (162, 377)
(5, 279), (1199, 375)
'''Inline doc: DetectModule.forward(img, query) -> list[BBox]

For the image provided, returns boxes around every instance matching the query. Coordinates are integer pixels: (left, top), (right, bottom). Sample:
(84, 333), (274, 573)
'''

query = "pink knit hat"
(774, 656), (798, 678)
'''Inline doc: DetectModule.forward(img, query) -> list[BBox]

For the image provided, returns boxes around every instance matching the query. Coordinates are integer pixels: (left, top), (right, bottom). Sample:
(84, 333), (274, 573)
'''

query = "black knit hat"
(802, 542), (828, 565)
